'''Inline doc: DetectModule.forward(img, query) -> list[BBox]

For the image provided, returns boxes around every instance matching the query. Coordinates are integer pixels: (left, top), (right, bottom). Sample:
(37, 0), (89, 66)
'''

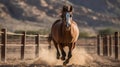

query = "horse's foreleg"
(59, 43), (66, 60)
(53, 41), (60, 59)
(63, 43), (75, 65)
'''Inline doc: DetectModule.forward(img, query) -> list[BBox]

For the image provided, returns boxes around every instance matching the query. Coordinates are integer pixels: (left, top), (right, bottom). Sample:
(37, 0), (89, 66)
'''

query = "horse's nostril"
(66, 22), (71, 27)
(66, 24), (69, 27)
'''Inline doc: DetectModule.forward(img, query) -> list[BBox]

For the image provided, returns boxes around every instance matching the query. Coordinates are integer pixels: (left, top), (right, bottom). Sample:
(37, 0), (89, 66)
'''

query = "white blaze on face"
(66, 12), (72, 27)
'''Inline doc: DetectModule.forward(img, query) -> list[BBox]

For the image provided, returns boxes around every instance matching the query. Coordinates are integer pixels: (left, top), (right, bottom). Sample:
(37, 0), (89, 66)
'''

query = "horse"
(48, 5), (79, 65)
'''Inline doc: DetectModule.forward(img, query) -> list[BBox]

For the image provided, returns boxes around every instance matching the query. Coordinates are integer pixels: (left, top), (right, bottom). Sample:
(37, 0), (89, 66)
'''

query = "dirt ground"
(0, 45), (120, 67)
(0, 55), (120, 67)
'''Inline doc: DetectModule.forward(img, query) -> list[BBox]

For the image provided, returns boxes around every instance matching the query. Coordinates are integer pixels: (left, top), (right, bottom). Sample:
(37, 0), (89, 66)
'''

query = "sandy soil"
(0, 45), (120, 67)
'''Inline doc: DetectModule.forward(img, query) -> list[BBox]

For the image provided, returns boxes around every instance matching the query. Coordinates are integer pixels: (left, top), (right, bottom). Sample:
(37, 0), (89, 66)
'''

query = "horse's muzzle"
(66, 22), (71, 27)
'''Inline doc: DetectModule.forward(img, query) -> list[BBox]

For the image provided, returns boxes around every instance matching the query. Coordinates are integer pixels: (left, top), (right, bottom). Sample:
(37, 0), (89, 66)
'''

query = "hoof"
(48, 46), (51, 49)
(63, 61), (67, 66)
(63, 62), (66, 66)
(61, 57), (65, 60)
(63, 60), (69, 65)
(57, 56), (60, 59)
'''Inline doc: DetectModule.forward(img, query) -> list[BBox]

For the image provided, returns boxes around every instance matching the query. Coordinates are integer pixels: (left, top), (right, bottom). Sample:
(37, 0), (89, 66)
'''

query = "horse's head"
(61, 5), (73, 28)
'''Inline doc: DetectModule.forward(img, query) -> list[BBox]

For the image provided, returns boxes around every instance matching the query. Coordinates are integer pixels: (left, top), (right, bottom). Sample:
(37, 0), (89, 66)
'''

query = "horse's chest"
(61, 31), (73, 43)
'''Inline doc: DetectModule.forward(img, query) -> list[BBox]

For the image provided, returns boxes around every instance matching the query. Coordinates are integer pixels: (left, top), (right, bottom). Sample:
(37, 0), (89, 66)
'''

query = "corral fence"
(77, 37), (97, 54)
(0, 28), (48, 61)
(2, 28), (119, 62)
(97, 32), (120, 60)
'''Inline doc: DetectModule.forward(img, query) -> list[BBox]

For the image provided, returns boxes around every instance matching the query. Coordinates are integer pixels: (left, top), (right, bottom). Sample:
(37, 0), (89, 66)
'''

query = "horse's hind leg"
(59, 43), (66, 60)
(47, 34), (52, 49)
(63, 43), (75, 65)
(53, 40), (60, 59)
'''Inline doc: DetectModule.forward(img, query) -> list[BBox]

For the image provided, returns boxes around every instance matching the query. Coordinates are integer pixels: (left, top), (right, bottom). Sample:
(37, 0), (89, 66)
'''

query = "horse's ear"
(69, 5), (73, 12)
(63, 5), (67, 12)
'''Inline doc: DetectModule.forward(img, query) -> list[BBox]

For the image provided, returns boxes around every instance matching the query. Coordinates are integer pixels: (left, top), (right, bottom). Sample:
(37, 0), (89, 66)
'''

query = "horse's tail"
(47, 34), (52, 49)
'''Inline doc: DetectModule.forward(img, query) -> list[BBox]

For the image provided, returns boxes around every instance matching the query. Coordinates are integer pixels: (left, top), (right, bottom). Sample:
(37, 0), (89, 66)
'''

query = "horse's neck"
(61, 20), (77, 34)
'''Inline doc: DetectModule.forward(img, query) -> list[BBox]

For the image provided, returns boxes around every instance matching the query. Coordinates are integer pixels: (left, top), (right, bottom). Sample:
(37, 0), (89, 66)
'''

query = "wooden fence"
(2, 28), (119, 61)
(0, 29), (48, 61)
(97, 32), (119, 59)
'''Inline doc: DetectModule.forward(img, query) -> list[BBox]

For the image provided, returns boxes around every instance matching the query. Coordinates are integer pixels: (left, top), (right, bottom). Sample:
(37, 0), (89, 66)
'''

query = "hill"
(0, 0), (120, 35)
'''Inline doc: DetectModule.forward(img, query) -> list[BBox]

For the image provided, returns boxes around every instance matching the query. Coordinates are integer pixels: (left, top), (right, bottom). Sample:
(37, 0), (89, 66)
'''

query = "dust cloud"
(68, 47), (93, 65)
(38, 47), (59, 65)
(35, 46), (94, 66)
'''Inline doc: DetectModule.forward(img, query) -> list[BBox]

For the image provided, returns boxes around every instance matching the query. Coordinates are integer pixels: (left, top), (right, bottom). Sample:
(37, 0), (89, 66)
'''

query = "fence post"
(103, 35), (105, 56)
(21, 31), (26, 60)
(103, 35), (108, 56)
(107, 35), (110, 56)
(1, 29), (7, 61)
(109, 35), (112, 56)
(35, 34), (40, 58)
(97, 35), (101, 55)
(114, 32), (119, 59)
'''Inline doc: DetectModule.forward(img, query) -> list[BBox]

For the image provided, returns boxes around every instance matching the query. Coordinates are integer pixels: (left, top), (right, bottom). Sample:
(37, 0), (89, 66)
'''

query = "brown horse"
(48, 5), (79, 65)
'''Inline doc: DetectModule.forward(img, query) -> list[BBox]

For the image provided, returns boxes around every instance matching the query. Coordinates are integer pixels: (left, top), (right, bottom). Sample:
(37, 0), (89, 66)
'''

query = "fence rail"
(97, 32), (120, 59)
(0, 29), (48, 61)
